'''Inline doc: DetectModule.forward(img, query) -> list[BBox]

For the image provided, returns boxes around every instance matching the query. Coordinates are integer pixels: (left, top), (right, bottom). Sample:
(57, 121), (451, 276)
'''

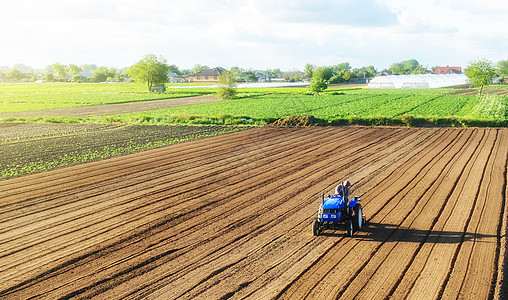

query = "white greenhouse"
(367, 74), (468, 89)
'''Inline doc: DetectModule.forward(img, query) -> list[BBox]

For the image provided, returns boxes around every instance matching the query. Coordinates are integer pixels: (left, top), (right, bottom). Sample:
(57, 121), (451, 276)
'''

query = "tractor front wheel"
(346, 220), (353, 237)
(312, 219), (320, 236)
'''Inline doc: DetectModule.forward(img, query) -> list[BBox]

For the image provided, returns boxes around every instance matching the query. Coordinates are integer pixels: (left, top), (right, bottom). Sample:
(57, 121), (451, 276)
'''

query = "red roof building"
(434, 66), (462, 74)
(187, 67), (225, 83)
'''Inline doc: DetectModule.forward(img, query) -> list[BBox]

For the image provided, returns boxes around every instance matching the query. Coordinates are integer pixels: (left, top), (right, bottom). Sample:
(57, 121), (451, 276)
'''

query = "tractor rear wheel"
(354, 204), (363, 230)
(312, 219), (320, 236)
(346, 220), (353, 237)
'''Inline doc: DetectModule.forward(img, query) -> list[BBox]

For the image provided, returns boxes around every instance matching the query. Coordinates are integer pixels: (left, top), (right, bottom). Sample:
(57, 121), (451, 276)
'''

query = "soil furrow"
(276, 128), (465, 299)
(0, 127), (506, 300)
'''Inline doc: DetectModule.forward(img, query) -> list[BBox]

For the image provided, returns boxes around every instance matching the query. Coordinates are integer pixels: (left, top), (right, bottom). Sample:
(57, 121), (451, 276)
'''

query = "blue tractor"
(312, 182), (366, 237)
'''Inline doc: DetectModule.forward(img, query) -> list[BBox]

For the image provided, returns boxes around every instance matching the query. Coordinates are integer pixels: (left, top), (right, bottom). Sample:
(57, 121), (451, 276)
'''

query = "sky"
(1, 0), (507, 71)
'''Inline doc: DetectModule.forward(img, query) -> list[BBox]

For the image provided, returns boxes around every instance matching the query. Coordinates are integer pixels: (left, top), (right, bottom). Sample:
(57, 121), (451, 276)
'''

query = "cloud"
(270, 0), (398, 27)
(0, 0), (507, 70)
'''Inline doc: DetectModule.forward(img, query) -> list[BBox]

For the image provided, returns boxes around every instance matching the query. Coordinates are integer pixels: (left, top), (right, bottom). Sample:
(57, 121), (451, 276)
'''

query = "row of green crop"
(1, 83), (506, 127)
(0, 82), (211, 113)
(99, 89), (506, 127)
(0, 124), (246, 179)
(0, 82), (346, 114)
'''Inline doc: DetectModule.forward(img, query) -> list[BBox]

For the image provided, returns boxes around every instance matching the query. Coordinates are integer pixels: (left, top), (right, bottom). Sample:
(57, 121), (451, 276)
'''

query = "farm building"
(434, 66), (462, 74)
(367, 74), (468, 89)
(187, 67), (225, 83)
(168, 73), (185, 83)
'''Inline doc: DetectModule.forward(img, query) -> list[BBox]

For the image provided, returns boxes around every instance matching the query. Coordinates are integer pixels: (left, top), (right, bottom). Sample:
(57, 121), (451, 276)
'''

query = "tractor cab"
(319, 195), (345, 222)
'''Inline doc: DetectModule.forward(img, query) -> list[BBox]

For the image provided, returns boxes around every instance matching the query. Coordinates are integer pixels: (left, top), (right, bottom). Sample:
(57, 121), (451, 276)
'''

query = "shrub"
(309, 78), (327, 94)
(217, 71), (237, 100)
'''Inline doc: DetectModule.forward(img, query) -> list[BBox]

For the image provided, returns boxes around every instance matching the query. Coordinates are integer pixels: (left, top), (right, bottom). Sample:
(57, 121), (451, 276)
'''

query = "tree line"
(306, 58), (506, 94)
(2, 56), (507, 91)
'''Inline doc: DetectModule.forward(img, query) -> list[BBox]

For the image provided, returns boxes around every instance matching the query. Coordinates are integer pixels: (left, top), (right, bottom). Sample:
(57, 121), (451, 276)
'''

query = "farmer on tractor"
(335, 180), (351, 205)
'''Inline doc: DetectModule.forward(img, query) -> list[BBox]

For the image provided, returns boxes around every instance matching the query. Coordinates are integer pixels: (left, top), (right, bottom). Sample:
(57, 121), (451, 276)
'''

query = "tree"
(242, 71), (258, 82)
(331, 62), (351, 73)
(127, 54), (170, 91)
(52, 62), (66, 81)
(411, 65), (429, 74)
(217, 71), (237, 100)
(497, 60), (508, 76)
(66, 64), (81, 76)
(313, 66), (333, 81)
(229, 66), (244, 78)
(45, 72), (54, 82)
(309, 69), (328, 94)
(282, 71), (303, 82)
(45, 65), (54, 74)
(93, 66), (110, 82)
(388, 59), (421, 75)
(12, 63), (32, 73)
(167, 64), (181, 76)
(329, 70), (354, 84)
(81, 64), (98, 72)
(272, 68), (282, 78)
(465, 59), (496, 94)
(26, 70), (38, 82)
(355, 66), (377, 78)
(73, 74), (86, 82)
(107, 68), (120, 81)
(191, 64), (209, 74)
(264, 69), (274, 82)
(340, 70), (353, 82)
(305, 63), (316, 77)
(6, 68), (24, 82)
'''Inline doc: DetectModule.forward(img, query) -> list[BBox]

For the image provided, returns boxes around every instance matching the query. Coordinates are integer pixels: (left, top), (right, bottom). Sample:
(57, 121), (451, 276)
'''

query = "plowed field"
(1, 126), (507, 299)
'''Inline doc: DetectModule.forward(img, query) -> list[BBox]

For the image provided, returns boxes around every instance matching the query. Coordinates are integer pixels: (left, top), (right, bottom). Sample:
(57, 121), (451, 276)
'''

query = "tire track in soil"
(4, 126), (400, 298)
(0, 127), (506, 300)
(350, 128), (489, 300)
(204, 129), (470, 298)
(440, 129), (507, 299)
(278, 128), (507, 300)
(0, 126), (402, 298)
(0, 127), (322, 229)
(276, 128), (466, 299)
(0, 127), (356, 286)
(0, 127), (446, 298)
(190, 128), (443, 300)
(159, 128), (423, 300)
(391, 128), (494, 299)
(80, 127), (440, 298)
(0, 127), (372, 296)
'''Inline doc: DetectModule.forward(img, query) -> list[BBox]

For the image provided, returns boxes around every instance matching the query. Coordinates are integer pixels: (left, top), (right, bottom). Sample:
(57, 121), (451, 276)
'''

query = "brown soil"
(0, 126), (506, 299)
(0, 95), (222, 118)
(270, 115), (326, 127)
(448, 86), (508, 95)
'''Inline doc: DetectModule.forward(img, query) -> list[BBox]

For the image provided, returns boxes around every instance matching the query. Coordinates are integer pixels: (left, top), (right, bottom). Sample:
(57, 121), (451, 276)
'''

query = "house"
(434, 66), (462, 74)
(187, 67), (225, 82)
(77, 71), (94, 81)
(375, 70), (392, 77)
(168, 73), (185, 83)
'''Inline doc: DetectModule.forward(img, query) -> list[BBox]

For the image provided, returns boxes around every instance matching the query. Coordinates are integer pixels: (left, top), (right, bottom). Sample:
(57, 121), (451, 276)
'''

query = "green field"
(1, 83), (506, 178)
(107, 87), (508, 127)
(0, 82), (507, 127)
(0, 123), (245, 178)
(0, 82), (208, 113)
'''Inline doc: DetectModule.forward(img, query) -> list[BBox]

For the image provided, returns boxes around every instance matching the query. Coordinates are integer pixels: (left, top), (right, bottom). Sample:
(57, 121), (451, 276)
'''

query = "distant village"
(1, 60), (504, 89)
(0, 60), (467, 84)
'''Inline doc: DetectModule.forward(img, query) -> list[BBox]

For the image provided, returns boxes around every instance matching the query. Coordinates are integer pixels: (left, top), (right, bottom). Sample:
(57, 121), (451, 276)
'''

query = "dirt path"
(0, 127), (506, 299)
(0, 95), (221, 118)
